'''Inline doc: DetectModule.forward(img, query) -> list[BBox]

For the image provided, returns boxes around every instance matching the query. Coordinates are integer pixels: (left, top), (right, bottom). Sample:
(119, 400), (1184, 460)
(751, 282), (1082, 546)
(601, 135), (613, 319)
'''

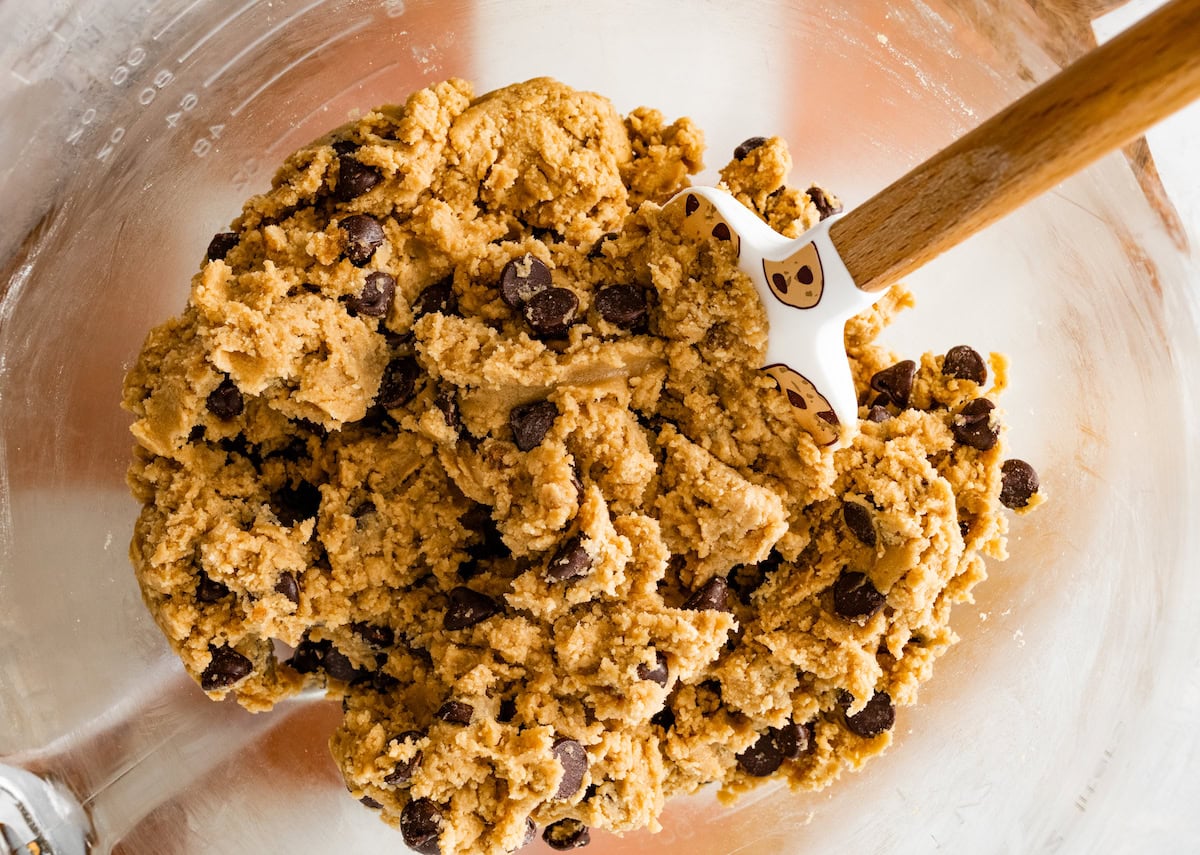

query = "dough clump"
(123, 77), (1041, 854)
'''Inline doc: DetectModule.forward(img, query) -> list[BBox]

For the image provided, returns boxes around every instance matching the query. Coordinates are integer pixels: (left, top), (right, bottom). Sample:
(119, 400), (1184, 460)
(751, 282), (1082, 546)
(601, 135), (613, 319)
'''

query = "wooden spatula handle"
(829, 0), (1200, 293)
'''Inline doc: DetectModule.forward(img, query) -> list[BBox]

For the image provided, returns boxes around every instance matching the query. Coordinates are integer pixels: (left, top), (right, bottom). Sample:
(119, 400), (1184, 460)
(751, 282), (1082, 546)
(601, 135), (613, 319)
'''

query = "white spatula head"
(665, 186), (885, 445)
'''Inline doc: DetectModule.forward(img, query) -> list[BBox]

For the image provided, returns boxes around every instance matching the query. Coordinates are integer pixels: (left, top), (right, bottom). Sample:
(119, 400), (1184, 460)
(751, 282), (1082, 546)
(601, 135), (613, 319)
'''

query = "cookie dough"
(123, 78), (1042, 854)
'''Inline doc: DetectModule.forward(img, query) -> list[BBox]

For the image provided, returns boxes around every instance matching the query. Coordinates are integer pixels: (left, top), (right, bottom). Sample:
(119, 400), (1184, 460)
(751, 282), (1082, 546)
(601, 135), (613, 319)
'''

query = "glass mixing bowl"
(2, 1), (1198, 852)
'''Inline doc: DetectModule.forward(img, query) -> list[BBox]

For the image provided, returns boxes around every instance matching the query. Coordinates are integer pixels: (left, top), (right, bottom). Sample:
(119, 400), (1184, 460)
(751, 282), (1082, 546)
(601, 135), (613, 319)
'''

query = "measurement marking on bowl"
(265, 59), (404, 155)
(230, 19), (371, 117)
(177, 0), (258, 64)
(153, 0), (206, 41)
(204, 0), (328, 89)
(1074, 729), (1121, 814)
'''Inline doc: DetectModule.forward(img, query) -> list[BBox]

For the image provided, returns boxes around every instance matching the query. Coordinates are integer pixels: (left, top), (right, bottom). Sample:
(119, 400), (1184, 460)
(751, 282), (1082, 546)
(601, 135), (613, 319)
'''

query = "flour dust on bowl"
(1, 2), (1198, 854)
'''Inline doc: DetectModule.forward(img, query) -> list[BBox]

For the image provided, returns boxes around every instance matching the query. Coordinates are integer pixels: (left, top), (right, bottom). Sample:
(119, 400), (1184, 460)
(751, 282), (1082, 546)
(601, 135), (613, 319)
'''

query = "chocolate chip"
(523, 287), (579, 338)
(1000, 459), (1039, 509)
(435, 385), (460, 430)
(734, 136), (768, 160)
(370, 670), (400, 693)
(444, 586), (500, 630)
(510, 399), (558, 451)
(712, 222), (732, 242)
(498, 698), (518, 723)
(196, 572), (230, 603)
(942, 345), (988, 384)
(354, 402), (396, 430)
(951, 398), (998, 451)
(542, 816), (588, 850)
(594, 284), (647, 330)
(340, 214), (385, 266)
(637, 651), (669, 687)
(206, 232), (239, 261)
(869, 360), (917, 409)
(551, 738), (588, 799)
(274, 572), (300, 604)
(682, 576), (730, 612)
(413, 276), (457, 318)
(400, 797), (443, 855)
(272, 481), (321, 526)
(684, 194), (700, 215)
(546, 534), (592, 582)
(346, 271), (396, 317)
(499, 254), (553, 308)
(334, 155), (382, 202)
(806, 186), (843, 221)
(776, 722), (813, 759)
(844, 690), (895, 737)
(200, 645), (252, 690)
(570, 464), (585, 503)
(436, 700), (474, 725)
(650, 705), (676, 731)
(832, 570), (886, 620)
(352, 622), (394, 648)
(588, 232), (619, 260)
(543, 819), (590, 850)
(463, 504), (508, 562)
(377, 356), (420, 409)
(288, 637), (329, 674)
(383, 327), (414, 350)
(842, 501), (877, 547)
(866, 405), (892, 423)
(384, 731), (424, 786)
(736, 730), (784, 776)
(206, 377), (244, 420)
(323, 646), (357, 682)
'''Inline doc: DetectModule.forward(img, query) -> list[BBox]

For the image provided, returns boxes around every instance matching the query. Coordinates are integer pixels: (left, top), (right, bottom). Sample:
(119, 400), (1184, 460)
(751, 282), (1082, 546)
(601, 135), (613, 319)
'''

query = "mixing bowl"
(2, 1), (1198, 852)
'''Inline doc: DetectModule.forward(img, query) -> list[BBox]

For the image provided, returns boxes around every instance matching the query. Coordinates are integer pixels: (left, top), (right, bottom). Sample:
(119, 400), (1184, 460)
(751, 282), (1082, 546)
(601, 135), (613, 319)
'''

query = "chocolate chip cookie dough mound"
(123, 77), (1042, 854)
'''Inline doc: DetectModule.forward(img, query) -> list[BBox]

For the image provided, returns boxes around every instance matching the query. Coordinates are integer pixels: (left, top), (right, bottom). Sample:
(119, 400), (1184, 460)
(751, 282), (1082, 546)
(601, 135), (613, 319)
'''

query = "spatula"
(665, 0), (1200, 444)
